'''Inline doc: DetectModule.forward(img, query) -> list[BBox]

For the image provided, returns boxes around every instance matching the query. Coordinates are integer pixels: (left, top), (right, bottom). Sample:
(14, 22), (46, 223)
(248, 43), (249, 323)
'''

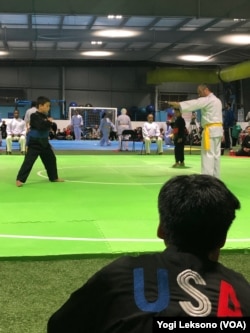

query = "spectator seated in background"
(47, 174), (250, 333)
(83, 127), (93, 140)
(109, 128), (117, 141)
(64, 125), (74, 140)
(56, 129), (66, 140)
(134, 127), (143, 141)
(49, 122), (57, 140)
(164, 120), (173, 146)
(91, 125), (100, 140)
(142, 113), (163, 154)
(234, 125), (250, 156)
(6, 109), (26, 154)
(0, 120), (7, 139)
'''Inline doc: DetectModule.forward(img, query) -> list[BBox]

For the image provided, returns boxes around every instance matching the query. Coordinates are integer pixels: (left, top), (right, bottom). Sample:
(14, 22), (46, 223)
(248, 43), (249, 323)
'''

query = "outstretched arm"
(167, 101), (180, 109)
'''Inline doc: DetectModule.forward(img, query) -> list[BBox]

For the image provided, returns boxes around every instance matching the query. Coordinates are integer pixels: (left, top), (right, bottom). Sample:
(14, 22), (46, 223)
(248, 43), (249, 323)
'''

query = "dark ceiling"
(0, 0), (249, 67)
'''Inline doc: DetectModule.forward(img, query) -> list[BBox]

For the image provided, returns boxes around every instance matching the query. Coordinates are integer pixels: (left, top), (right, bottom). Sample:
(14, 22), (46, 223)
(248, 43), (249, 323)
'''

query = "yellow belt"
(203, 123), (222, 150)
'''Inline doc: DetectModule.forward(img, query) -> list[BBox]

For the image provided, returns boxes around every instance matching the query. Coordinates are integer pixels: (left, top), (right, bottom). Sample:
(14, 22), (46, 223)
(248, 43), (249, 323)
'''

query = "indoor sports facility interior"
(0, 141), (249, 258)
(0, 1), (250, 258)
(1, 2), (250, 332)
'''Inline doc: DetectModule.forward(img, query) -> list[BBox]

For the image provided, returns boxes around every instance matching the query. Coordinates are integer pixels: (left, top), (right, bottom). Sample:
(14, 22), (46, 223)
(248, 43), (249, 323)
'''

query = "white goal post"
(69, 106), (117, 129)
(69, 106), (117, 139)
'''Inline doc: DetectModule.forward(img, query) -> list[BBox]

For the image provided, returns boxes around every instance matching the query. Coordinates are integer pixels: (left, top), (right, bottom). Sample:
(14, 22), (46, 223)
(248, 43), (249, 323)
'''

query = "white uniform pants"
(144, 137), (163, 154)
(6, 135), (26, 152)
(201, 136), (222, 178)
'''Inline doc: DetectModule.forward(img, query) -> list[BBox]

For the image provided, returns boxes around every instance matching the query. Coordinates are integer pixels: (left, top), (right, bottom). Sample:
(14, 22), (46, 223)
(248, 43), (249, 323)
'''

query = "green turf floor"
(0, 152), (250, 258)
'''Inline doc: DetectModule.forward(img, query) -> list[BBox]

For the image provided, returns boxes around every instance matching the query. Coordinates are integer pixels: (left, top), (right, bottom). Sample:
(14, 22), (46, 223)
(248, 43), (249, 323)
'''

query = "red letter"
(217, 280), (242, 317)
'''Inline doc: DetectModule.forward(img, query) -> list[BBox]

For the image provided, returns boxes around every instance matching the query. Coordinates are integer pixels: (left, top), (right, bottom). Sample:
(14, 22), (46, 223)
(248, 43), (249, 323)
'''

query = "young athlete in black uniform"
(16, 96), (64, 187)
(47, 175), (250, 333)
(172, 108), (186, 167)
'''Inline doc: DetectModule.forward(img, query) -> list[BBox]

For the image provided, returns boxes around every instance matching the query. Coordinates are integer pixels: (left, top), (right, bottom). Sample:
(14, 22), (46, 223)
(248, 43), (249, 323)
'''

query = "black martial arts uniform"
(16, 111), (58, 183)
(173, 115), (186, 164)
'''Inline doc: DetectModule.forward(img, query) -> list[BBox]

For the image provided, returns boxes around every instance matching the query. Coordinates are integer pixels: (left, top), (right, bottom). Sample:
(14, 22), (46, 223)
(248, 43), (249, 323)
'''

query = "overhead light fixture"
(108, 15), (123, 19)
(95, 29), (140, 38)
(233, 18), (246, 22)
(91, 41), (103, 45)
(81, 51), (113, 57)
(218, 34), (250, 45)
(0, 51), (8, 56)
(179, 55), (209, 62)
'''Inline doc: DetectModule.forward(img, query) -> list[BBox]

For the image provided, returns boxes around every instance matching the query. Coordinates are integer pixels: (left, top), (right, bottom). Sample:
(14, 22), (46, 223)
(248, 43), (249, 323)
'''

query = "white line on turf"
(0, 234), (249, 243)
(37, 164), (197, 185)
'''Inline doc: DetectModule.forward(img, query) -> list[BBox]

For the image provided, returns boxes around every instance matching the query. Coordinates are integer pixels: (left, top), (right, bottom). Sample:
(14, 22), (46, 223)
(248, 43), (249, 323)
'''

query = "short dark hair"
(199, 83), (213, 92)
(36, 96), (50, 107)
(158, 174), (240, 255)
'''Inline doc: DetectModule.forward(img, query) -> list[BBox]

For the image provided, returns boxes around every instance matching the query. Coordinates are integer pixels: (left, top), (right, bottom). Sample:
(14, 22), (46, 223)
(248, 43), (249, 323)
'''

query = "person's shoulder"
(217, 261), (250, 289)
(101, 253), (162, 273)
(30, 111), (39, 117)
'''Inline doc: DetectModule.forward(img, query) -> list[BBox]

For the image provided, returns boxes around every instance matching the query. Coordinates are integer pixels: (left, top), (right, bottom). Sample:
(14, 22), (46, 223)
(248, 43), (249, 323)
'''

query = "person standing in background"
(172, 109), (186, 167)
(231, 121), (242, 147)
(223, 102), (235, 150)
(245, 110), (250, 125)
(99, 113), (115, 146)
(116, 108), (132, 151)
(24, 101), (37, 129)
(168, 83), (223, 178)
(0, 120), (7, 139)
(71, 110), (83, 140)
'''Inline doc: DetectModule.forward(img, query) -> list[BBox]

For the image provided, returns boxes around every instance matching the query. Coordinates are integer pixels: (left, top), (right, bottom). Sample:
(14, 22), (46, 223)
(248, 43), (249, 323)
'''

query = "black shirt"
(173, 116), (186, 143)
(47, 246), (250, 333)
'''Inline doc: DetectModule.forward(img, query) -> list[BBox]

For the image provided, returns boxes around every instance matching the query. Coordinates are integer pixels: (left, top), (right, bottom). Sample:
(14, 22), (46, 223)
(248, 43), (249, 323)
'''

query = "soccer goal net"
(68, 106), (117, 139)
(69, 107), (117, 127)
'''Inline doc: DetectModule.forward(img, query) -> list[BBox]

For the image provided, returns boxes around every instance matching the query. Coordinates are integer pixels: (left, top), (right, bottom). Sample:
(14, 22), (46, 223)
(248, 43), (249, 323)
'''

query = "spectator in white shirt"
(6, 109), (26, 154)
(142, 113), (163, 154)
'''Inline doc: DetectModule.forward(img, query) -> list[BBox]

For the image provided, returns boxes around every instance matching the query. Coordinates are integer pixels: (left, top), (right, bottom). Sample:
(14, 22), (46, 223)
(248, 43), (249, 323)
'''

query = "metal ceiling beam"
(3, 29), (248, 45)
(0, 0), (250, 19)
(146, 60), (250, 84)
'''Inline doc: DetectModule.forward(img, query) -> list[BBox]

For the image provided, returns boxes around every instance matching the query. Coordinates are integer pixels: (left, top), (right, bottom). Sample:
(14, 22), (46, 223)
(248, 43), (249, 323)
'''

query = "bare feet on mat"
(16, 180), (23, 187)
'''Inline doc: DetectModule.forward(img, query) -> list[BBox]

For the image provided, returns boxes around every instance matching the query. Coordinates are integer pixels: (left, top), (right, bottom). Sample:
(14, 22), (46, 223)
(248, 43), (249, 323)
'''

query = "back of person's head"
(121, 108), (127, 115)
(158, 174), (240, 256)
(31, 101), (36, 107)
(200, 83), (212, 90)
(36, 96), (50, 106)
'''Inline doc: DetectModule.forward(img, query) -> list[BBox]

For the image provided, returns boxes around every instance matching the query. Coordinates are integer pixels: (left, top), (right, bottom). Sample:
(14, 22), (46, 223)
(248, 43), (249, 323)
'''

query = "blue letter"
(133, 267), (169, 312)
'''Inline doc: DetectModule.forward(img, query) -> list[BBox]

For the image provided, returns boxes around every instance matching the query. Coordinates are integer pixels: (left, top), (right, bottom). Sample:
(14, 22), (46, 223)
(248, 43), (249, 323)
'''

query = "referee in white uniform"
(169, 83), (223, 178)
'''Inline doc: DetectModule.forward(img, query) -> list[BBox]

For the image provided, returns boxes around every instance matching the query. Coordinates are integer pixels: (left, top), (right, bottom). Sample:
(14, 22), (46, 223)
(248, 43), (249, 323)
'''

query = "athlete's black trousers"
(16, 141), (58, 183)
(174, 141), (185, 163)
